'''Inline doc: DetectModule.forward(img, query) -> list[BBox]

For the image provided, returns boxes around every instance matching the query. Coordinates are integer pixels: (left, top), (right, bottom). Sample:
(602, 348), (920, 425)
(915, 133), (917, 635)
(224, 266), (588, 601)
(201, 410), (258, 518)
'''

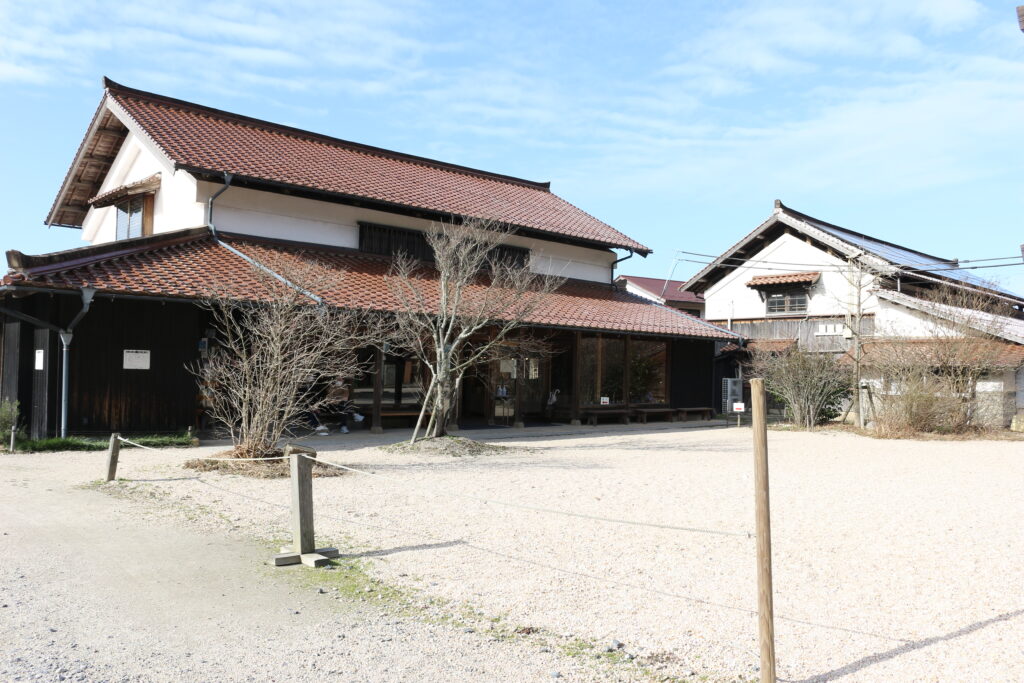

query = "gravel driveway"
(3, 424), (1022, 681)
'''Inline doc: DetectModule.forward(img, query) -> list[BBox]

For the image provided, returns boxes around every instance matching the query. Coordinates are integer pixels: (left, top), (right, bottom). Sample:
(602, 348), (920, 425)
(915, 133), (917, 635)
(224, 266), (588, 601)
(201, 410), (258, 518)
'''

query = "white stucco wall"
(195, 181), (616, 283)
(703, 233), (881, 322)
(873, 299), (960, 339)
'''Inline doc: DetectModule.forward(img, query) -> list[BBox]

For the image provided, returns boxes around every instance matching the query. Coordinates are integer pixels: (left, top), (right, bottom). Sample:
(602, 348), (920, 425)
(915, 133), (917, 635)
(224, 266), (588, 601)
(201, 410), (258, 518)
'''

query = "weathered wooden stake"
(273, 444), (340, 568)
(751, 378), (777, 682)
(105, 432), (121, 482)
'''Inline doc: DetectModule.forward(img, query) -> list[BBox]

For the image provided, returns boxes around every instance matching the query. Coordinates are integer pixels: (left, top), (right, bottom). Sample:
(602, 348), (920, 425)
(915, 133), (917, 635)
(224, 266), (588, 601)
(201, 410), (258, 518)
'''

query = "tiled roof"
(746, 272), (820, 287)
(875, 289), (1024, 345)
(95, 79), (648, 254)
(4, 230), (733, 339)
(616, 275), (703, 303)
(89, 173), (161, 208)
(719, 339), (796, 354)
(853, 339), (1024, 368)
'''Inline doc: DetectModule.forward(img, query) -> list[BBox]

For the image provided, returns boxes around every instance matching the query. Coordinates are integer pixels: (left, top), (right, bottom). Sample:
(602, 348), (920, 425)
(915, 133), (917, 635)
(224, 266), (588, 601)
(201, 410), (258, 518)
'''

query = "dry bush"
(193, 260), (381, 459)
(386, 219), (564, 441)
(748, 349), (851, 430)
(868, 284), (1017, 436)
(183, 453), (346, 478)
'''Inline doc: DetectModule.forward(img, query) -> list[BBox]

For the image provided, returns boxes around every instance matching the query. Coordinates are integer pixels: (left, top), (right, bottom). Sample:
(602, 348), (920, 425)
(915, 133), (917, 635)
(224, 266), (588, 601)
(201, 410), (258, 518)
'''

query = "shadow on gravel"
(787, 607), (1024, 683)
(338, 539), (466, 559)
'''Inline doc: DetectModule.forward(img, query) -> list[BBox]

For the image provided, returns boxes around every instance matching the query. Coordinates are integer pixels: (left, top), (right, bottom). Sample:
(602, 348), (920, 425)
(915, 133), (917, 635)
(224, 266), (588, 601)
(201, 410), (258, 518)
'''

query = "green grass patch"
(14, 431), (195, 453)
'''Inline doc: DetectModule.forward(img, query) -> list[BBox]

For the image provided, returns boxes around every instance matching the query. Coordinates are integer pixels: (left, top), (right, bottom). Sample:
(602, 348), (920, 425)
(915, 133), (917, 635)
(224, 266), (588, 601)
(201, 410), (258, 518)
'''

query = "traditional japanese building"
(1, 78), (738, 437)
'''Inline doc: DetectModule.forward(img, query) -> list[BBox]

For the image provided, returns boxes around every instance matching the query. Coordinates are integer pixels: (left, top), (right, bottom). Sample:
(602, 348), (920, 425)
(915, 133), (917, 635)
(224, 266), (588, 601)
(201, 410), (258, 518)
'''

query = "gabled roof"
(682, 200), (1023, 303)
(3, 229), (733, 339)
(615, 275), (703, 303)
(48, 78), (649, 255)
(853, 338), (1024, 369)
(874, 289), (1024, 345)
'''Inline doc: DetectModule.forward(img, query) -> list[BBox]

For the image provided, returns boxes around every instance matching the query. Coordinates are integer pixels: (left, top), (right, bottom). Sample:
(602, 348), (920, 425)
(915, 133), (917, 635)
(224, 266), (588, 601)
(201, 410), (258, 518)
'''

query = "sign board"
(732, 402), (746, 413)
(600, 396), (610, 405)
(123, 349), (151, 370)
(34, 349), (44, 370)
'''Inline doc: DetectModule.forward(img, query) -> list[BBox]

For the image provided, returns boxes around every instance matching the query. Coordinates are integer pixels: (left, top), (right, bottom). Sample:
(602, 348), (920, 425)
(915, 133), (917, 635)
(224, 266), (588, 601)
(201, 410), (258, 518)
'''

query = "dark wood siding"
(67, 298), (204, 433)
(669, 339), (715, 409)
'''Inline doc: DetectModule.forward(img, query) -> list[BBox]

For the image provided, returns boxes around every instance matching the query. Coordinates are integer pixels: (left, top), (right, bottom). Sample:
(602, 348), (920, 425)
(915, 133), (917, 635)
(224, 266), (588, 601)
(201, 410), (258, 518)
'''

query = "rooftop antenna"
(660, 253), (683, 298)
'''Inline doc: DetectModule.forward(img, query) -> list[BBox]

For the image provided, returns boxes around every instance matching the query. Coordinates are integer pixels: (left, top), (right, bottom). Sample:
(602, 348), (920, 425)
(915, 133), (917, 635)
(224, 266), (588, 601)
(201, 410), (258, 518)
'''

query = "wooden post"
(105, 432), (120, 482)
(513, 358), (524, 429)
(9, 425), (15, 453)
(751, 378), (777, 682)
(371, 347), (383, 434)
(273, 444), (339, 568)
(571, 331), (582, 425)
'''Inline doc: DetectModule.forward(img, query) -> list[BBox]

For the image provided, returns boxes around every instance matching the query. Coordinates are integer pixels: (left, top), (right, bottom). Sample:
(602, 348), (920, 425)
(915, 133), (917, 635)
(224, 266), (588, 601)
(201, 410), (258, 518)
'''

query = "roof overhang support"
(0, 287), (95, 438)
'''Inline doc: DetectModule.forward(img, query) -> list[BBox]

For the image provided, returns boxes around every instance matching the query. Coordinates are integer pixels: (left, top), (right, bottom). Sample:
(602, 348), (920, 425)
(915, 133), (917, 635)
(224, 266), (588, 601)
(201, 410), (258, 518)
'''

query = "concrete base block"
(274, 547), (339, 567)
(570, 419), (581, 426)
(370, 426), (383, 434)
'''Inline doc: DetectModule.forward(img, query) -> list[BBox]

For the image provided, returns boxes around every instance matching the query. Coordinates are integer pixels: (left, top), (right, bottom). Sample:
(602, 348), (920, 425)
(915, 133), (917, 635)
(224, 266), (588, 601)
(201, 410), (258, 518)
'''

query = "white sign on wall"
(732, 402), (746, 413)
(123, 349), (151, 370)
(34, 349), (44, 370)
(600, 396), (610, 405)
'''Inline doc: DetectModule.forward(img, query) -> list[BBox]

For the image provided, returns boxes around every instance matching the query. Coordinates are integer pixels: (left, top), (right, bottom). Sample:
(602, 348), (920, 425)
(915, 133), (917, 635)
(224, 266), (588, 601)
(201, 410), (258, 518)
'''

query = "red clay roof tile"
(5, 231), (731, 339)
(746, 271), (820, 287)
(100, 80), (648, 254)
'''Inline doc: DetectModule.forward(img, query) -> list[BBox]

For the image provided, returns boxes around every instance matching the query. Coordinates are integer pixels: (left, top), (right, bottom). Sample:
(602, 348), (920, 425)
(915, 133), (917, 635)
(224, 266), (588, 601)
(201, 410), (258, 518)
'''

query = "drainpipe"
(205, 172), (323, 304)
(610, 250), (635, 287)
(59, 287), (96, 438)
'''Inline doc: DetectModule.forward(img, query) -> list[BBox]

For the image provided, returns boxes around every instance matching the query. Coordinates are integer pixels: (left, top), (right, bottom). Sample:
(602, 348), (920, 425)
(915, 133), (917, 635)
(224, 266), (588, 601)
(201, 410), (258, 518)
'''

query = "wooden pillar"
(751, 378), (777, 682)
(623, 334), (632, 409)
(1, 319), (21, 403)
(371, 348), (383, 434)
(513, 358), (524, 429)
(571, 331), (582, 425)
(31, 327), (51, 440)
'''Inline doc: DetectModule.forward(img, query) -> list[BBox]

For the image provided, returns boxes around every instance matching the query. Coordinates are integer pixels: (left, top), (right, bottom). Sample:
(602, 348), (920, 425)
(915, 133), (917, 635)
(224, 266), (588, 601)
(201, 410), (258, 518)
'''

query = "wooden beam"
(571, 331), (582, 425)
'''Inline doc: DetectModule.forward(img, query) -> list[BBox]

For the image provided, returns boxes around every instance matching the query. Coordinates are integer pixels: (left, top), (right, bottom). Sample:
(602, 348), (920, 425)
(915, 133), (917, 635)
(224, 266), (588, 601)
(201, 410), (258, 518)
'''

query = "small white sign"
(34, 349), (44, 370)
(732, 402), (746, 413)
(600, 396), (610, 406)
(123, 349), (151, 370)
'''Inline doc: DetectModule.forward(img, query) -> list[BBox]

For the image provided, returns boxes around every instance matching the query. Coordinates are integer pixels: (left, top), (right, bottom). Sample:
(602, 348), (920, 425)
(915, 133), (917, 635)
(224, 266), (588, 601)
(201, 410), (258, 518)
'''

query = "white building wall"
(702, 233), (881, 321)
(195, 181), (616, 283)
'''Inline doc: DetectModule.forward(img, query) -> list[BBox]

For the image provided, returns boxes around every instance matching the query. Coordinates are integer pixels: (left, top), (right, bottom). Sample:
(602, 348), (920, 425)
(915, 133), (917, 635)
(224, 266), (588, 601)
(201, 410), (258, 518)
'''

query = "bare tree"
(386, 219), (564, 441)
(748, 348), (851, 430)
(867, 284), (1016, 436)
(836, 258), (874, 427)
(193, 260), (378, 458)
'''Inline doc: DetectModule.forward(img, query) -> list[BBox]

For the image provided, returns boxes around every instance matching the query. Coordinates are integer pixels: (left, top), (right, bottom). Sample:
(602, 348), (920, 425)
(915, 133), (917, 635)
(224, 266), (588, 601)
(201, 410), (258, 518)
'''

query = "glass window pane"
(600, 336), (625, 405)
(127, 196), (144, 238)
(629, 340), (667, 403)
(115, 201), (130, 240)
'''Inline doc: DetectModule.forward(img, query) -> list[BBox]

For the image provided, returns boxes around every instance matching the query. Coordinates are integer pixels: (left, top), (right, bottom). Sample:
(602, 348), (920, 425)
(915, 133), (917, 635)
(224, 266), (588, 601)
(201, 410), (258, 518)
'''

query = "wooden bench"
(677, 407), (715, 421)
(582, 409), (631, 426)
(632, 407), (677, 424)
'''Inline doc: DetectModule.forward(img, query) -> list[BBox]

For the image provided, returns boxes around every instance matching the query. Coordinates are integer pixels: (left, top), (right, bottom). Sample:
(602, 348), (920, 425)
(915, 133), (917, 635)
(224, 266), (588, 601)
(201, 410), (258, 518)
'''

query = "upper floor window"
(766, 290), (808, 315)
(115, 195), (152, 240)
(359, 221), (529, 268)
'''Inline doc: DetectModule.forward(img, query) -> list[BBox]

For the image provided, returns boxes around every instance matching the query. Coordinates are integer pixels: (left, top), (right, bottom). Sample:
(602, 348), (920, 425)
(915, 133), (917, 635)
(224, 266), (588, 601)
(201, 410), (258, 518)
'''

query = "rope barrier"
(300, 453), (750, 538)
(191, 455), (289, 462)
(116, 436), (160, 451)
(297, 453), (904, 644)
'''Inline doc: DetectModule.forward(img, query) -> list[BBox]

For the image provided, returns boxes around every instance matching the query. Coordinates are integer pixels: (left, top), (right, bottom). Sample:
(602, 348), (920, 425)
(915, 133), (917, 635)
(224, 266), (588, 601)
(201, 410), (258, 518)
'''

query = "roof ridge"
(776, 201), (954, 265)
(102, 77), (553, 192)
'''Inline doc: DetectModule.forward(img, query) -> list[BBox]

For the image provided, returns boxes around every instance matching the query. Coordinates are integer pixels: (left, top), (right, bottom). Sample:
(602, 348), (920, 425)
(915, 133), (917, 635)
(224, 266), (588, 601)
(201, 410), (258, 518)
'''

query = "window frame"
(765, 289), (809, 316)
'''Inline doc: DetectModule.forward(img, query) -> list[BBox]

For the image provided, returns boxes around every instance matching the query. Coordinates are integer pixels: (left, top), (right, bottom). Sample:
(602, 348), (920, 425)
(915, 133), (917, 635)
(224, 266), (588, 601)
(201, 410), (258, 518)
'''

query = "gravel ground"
(4, 423), (1023, 681)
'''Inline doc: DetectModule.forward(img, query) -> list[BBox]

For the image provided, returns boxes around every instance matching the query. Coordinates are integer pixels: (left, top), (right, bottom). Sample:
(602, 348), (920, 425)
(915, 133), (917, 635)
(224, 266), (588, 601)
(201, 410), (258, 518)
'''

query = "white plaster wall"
(703, 233), (881, 321)
(81, 131), (205, 244)
(874, 300), (960, 338)
(623, 280), (662, 303)
(196, 181), (615, 282)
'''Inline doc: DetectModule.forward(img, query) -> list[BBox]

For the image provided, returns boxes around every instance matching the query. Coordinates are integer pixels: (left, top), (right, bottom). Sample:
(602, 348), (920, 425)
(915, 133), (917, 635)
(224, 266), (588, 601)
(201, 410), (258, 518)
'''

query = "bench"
(677, 407), (715, 421)
(582, 409), (631, 426)
(632, 407), (677, 424)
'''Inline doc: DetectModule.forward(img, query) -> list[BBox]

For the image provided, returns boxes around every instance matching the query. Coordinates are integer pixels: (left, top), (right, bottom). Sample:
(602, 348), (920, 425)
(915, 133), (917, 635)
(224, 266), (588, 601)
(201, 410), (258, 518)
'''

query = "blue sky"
(2, 0), (1022, 292)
